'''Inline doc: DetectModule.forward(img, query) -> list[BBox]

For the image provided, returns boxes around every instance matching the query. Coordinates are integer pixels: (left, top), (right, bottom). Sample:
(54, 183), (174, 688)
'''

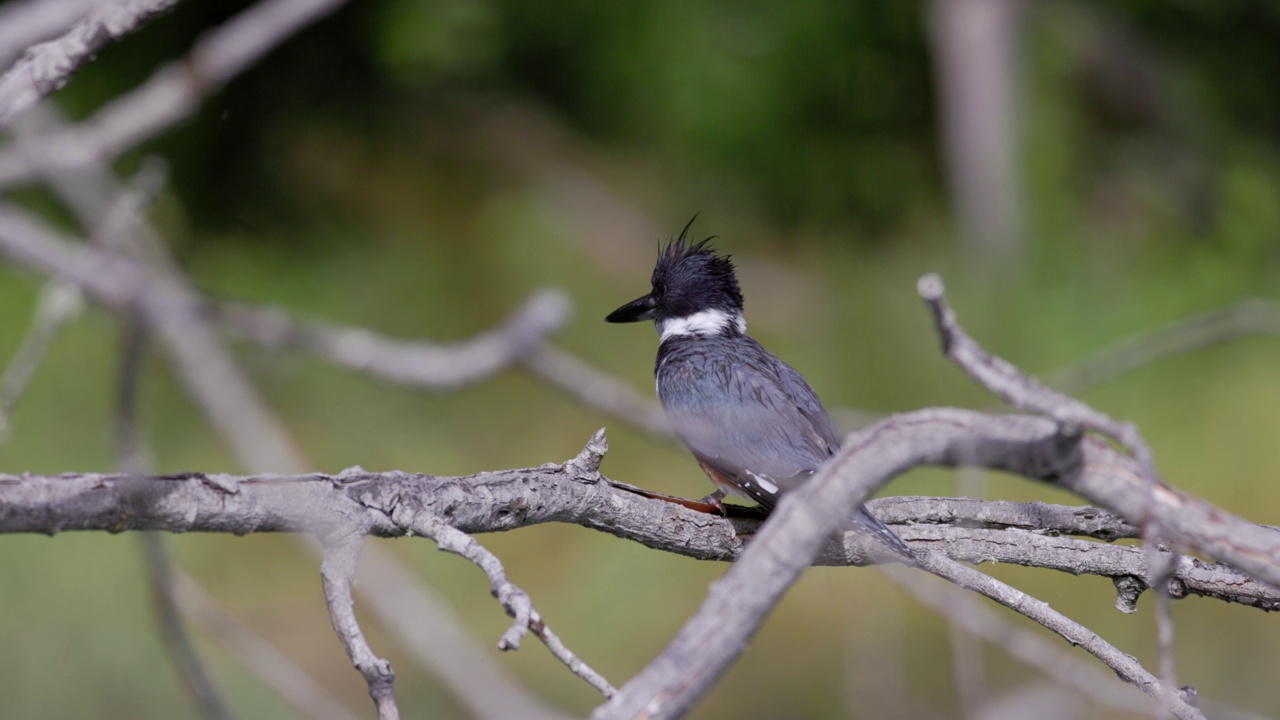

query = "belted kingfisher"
(606, 221), (913, 560)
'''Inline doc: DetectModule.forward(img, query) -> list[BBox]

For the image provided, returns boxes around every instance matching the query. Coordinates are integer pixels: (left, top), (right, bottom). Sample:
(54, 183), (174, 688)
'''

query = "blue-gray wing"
(656, 336), (837, 508)
(657, 335), (914, 561)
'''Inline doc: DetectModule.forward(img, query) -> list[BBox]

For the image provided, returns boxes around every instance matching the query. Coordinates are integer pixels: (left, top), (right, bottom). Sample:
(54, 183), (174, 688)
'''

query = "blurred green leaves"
(374, 0), (502, 87)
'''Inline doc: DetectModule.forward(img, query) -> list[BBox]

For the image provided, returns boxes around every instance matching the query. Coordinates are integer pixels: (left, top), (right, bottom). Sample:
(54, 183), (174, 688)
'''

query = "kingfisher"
(606, 221), (913, 560)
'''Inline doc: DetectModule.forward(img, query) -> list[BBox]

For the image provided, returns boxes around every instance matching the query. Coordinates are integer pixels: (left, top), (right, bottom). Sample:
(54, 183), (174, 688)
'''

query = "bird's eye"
(653, 281), (666, 297)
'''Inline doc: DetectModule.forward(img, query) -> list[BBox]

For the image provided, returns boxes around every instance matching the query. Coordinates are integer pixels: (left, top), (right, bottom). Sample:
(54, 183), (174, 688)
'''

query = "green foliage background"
(1, 1), (1278, 717)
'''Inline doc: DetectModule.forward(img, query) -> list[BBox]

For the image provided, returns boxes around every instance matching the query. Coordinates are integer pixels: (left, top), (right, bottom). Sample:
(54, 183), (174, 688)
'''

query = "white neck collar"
(657, 309), (746, 342)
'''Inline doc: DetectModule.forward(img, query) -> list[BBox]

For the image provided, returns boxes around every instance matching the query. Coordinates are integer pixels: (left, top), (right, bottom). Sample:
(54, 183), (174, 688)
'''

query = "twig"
(388, 503), (616, 698)
(1150, 545), (1180, 720)
(215, 297), (674, 436)
(349, 545), (573, 720)
(881, 561), (1155, 715)
(919, 272), (1184, 714)
(586, 410), (1201, 719)
(908, 553), (1198, 717)
(0, 202), (572, 719)
(117, 317), (235, 720)
(0, 0), (179, 127)
(0, 0), (351, 186)
(172, 569), (361, 720)
(0, 0), (98, 69)
(141, 534), (238, 720)
(1046, 299), (1280, 395)
(0, 278), (82, 440)
(216, 288), (572, 391)
(918, 273), (1160, 482)
(520, 344), (674, 438)
(320, 536), (399, 720)
(894, 525), (1279, 611)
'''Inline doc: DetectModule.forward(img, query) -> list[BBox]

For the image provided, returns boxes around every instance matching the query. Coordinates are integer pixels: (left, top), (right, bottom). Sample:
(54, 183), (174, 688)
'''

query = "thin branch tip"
(917, 272), (945, 300)
(528, 286), (573, 321)
(567, 428), (608, 478)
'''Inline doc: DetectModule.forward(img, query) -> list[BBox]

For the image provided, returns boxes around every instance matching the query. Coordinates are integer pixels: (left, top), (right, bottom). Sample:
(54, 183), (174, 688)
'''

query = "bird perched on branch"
(606, 219), (913, 561)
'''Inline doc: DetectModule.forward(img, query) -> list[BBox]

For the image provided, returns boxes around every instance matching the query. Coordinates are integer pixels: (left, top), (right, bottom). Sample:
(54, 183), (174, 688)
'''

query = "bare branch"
(1, 447), (1273, 610)
(0, 0), (98, 69)
(520, 344), (673, 438)
(0, 278), (82, 440)
(350, 545), (573, 720)
(915, 275), (1280, 588)
(216, 297), (674, 436)
(141, 534), (238, 720)
(0, 0), (178, 127)
(172, 569), (361, 720)
(390, 503), (616, 698)
(217, 288), (572, 391)
(882, 562), (1155, 716)
(919, 273), (1160, 481)
(0, 0), (350, 186)
(895, 525), (1278, 610)
(6, 414), (1261, 714)
(321, 536), (398, 720)
(587, 411), (1201, 719)
(116, 316), (235, 720)
(0, 201), (573, 719)
(1047, 299), (1280, 395)
(871, 495), (1137, 540)
(911, 551), (1198, 718)
(2, 412), (1272, 715)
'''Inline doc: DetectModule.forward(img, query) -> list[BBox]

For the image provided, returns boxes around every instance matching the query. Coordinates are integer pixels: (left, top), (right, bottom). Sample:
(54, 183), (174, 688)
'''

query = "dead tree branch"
(217, 289), (572, 391)
(587, 411), (1201, 720)
(321, 535), (398, 720)
(0, 278), (82, 440)
(1047, 298), (1280, 395)
(0, 0), (350, 186)
(0, 0), (178, 127)
(172, 569), (361, 720)
(217, 298), (673, 436)
(1, 434), (1274, 607)
(0, 201), (573, 719)
(0, 0), (96, 67)
(881, 564), (1153, 715)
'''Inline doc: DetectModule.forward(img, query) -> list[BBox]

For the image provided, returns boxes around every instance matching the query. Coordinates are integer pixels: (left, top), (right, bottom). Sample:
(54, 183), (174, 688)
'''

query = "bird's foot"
(698, 490), (729, 516)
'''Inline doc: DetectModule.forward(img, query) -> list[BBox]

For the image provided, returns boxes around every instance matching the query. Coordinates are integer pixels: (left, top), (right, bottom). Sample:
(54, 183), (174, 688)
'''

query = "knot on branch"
(565, 428), (608, 482)
(1030, 422), (1085, 482)
(1114, 575), (1145, 614)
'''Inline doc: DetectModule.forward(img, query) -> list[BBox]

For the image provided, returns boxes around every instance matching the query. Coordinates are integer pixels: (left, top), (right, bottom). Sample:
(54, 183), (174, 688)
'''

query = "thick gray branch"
(587, 411), (1201, 719)
(0, 201), (578, 720)
(920, 273), (1161, 483)
(1, 427), (1273, 612)
(896, 524), (1278, 611)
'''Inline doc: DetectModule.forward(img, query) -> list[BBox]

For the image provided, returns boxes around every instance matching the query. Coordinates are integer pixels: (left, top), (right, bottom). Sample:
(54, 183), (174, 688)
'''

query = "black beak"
(606, 294), (656, 323)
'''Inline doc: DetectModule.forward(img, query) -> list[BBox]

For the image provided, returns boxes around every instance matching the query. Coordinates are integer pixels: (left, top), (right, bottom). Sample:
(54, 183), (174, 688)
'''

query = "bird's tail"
(852, 505), (915, 565)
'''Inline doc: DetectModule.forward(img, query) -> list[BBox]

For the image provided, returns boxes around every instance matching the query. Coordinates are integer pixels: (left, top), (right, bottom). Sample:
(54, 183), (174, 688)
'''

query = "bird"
(605, 219), (913, 561)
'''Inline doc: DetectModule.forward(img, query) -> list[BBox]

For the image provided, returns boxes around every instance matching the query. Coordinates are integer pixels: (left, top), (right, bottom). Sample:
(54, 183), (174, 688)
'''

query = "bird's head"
(606, 217), (745, 340)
